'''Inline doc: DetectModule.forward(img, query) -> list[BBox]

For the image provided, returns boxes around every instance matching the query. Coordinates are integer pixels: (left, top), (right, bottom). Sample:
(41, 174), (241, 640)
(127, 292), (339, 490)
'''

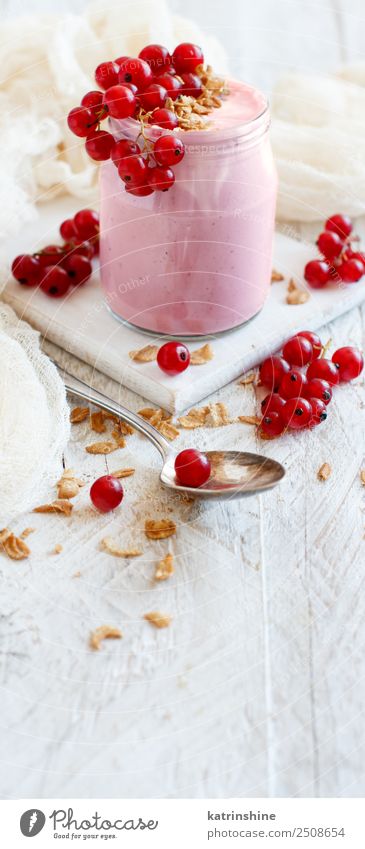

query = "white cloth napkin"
(272, 69), (365, 221)
(0, 304), (70, 526)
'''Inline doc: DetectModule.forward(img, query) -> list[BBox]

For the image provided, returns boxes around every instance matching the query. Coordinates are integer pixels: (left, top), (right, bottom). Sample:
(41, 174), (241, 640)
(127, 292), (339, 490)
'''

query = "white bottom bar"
(1, 798), (363, 847)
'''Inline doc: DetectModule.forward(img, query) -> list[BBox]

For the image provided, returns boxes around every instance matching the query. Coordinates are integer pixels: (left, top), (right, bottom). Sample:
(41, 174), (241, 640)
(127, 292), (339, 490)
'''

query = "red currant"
(308, 397), (328, 428)
(103, 84), (136, 119)
(137, 83), (167, 111)
(153, 135), (185, 167)
(95, 61), (119, 90)
(172, 43), (204, 74)
(282, 397), (312, 429)
(174, 449), (211, 487)
(149, 108), (178, 130)
(125, 182), (154, 197)
(114, 55), (130, 68)
(337, 258), (364, 283)
(154, 73), (181, 100)
(279, 369), (308, 400)
(282, 335), (313, 366)
(90, 474), (123, 512)
(163, 66), (177, 75)
(81, 90), (106, 120)
(123, 82), (139, 96)
(63, 253), (92, 286)
(317, 230), (344, 260)
(117, 58), (152, 90)
(67, 106), (94, 137)
(306, 358), (339, 385)
(118, 154), (147, 184)
(148, 166), (175, 192)
(259, 355), (290, 391)
(60, 218), (77, 241)
(180, 72), (203, 97)
(74, 210), (99, 241)
(35, 245), (65, 267)
(157, 341), (190, 375)
(297, 330), (322, 359)
(11, 254), (41, 286)
(85, 129), (115, 161)
(260, 412), (286, 437)
(40, 265), (70, 297)
(261, 393), (286, 415)
(81, 89), (104, 109)
(138, 44), (172, 75)
(111, 139), (139, 166)
(303, 378), (332, 405)
(325, 213), (352, 239)
(343, 250), (365, 271)
(331, 346), (364, 381)
(65, 239), (94, 260)
(304, 259), (331, 288)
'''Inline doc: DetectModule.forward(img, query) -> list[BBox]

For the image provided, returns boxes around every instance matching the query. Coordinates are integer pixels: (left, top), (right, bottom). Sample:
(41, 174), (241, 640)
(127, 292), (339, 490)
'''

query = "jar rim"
(110, 79), (270, 147)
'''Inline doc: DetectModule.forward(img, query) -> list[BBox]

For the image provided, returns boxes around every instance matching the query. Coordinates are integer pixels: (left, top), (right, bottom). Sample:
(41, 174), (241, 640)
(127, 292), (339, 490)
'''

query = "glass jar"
(99, 80), (277, 338)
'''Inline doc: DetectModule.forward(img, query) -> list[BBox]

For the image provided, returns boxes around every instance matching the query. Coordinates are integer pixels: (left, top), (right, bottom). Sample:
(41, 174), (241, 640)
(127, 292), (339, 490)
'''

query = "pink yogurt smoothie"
(100, 79), (277, 336)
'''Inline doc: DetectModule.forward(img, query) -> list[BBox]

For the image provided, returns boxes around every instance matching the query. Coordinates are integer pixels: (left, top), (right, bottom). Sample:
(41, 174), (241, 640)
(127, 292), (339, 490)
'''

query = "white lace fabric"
(0, 304), (70, 526)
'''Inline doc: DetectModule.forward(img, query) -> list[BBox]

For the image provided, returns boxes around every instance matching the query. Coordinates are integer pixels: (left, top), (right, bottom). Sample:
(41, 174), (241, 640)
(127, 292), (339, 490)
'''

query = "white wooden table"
(1, 217), (364, 799)
(1, 0), (365, 803)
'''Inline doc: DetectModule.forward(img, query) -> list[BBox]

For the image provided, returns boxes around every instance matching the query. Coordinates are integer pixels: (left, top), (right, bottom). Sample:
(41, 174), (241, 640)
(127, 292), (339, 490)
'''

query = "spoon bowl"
(160, 449), (285, 498)
(58, 367), (286, 500)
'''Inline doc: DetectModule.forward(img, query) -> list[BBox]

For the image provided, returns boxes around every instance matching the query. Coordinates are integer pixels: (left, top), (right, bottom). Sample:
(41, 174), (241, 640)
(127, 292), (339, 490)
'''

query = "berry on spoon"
(174, 449), (211, 487)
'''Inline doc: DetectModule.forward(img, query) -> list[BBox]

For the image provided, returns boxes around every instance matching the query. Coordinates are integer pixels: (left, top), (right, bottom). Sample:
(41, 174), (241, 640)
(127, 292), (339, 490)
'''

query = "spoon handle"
(57, 366), (171, 460)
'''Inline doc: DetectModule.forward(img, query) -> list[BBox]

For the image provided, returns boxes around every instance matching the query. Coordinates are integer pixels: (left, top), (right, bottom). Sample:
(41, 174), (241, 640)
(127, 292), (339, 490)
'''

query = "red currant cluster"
(67, 43), (205, 197)
(304, 213), (365, 289)
(11, 209), (99, 298)
(259, 330), (363, 437)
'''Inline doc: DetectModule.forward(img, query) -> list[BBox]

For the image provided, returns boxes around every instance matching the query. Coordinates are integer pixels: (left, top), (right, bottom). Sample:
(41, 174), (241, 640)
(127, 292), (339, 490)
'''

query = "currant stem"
(320, 338), (332, 358)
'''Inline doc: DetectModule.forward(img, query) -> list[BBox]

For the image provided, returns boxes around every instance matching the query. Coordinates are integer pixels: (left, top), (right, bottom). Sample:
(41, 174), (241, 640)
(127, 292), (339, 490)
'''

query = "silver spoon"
(59, 367), (285, 499)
